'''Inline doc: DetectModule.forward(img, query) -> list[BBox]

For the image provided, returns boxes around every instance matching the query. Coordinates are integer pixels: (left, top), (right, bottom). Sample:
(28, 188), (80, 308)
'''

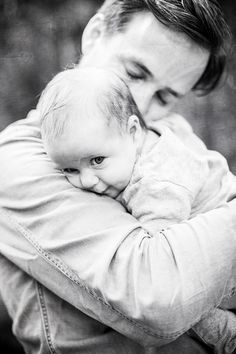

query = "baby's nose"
(80, 172), (99, 190)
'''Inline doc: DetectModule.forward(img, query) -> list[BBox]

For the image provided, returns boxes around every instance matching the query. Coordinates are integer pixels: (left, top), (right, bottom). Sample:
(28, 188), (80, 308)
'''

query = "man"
(0, 0), (236, 352)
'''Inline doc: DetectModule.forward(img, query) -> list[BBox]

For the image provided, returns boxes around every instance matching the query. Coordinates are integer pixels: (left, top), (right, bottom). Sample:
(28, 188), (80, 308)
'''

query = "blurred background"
(0, 0), (235, 352)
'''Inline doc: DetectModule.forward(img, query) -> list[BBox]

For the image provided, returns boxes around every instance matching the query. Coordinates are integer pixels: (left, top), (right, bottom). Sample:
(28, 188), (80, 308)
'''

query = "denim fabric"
(0, 255), (212, 353)
(0, 112), (236, 349)
(192, 309), (236, 354)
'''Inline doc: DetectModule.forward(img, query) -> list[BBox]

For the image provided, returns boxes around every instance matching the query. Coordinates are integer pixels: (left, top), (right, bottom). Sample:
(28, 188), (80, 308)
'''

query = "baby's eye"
(62, 168), (78, 174)
(90, 156), (105, 166)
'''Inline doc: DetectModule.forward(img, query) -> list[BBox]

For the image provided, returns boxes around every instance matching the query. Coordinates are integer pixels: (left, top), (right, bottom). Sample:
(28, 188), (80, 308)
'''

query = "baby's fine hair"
(38, 67), (145, 143)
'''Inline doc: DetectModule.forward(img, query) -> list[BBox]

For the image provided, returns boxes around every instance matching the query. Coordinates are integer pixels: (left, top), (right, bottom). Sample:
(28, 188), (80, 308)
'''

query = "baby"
(38, 67), (236, 353)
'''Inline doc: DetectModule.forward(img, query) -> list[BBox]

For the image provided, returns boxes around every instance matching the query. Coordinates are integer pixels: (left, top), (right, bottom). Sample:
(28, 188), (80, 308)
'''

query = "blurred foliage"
(0, 0), (235, 174)
(0, 0), (103, 128)
(177, 0), (236, 173)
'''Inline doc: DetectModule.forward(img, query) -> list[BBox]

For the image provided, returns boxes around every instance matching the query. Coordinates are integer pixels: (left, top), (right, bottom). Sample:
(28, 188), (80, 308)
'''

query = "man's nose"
(80, 170), (99, 190)
(139, 97), (172, 122)
(132, 90), (174, 123)
(131, 89), (150, 118)
(144, 104), (171, 123)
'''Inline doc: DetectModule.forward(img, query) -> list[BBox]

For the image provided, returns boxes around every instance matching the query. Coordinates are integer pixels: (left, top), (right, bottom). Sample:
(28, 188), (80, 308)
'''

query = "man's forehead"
(113, 12), (209, 93)
(113, 11), (203, 73)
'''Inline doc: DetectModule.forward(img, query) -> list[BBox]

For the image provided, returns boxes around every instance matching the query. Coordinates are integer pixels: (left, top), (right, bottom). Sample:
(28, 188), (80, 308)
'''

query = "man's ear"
(82, 14), (105, 54)
(127, 115), (142, 142)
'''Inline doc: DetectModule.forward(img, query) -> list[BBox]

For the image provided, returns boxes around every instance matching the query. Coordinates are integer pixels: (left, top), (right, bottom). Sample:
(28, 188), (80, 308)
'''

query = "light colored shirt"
(0, 111), (236, 349)
(121, 126), (236, 235)
(119, 124), (236, 351)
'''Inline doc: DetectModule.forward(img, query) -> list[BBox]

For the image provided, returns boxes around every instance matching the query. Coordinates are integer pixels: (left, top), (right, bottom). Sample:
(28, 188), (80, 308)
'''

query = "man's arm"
(0, 111), (236, 347)
(191, 308), (236, 353)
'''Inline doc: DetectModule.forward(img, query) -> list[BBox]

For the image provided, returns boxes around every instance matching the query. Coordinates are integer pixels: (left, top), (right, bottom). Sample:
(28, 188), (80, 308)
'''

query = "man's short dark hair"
(98, 0), (232, 95)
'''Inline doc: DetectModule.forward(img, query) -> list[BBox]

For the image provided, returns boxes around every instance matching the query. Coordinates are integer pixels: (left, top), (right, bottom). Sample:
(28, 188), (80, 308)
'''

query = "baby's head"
(38, 67), (146, 197)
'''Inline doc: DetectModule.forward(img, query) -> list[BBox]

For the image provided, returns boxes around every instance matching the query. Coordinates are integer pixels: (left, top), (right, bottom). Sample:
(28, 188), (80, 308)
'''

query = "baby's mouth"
(91, 185), (121, 198)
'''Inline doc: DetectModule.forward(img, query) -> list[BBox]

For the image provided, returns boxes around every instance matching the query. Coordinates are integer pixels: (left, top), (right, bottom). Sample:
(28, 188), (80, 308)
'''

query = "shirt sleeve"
(0, 111), (236, 347)
(121, 177), (193, 235)
(191, 308), (236, 352)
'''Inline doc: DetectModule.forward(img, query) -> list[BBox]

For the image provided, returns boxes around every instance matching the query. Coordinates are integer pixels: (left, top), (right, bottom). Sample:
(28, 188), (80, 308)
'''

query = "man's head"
(39, 68), (145, 198)
(80, 0), (231, 122)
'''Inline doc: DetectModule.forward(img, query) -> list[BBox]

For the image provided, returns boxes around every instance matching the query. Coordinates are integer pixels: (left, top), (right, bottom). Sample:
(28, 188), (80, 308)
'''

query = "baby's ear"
(127, 115), (142, 141)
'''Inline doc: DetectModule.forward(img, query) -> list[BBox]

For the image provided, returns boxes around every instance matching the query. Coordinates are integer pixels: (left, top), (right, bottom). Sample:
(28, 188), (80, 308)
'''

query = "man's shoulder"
(148, 113), (207, 154)
(148, 114), (193, 136)
(0, 110), (41, 142)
